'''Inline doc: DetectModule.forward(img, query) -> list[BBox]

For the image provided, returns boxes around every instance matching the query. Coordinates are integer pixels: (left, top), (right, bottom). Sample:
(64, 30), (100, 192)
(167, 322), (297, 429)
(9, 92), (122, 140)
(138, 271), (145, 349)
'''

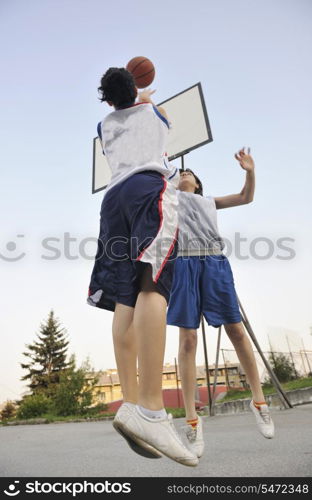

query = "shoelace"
(259, 407), (271, 424)
(184, 425), (197, 443)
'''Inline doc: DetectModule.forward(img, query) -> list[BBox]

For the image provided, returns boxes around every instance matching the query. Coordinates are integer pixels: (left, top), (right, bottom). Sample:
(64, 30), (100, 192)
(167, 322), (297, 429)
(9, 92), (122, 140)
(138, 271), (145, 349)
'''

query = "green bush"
(52, 361), (97, 416)
(268, 352), (297, 383)
(17, 393), (52, 419)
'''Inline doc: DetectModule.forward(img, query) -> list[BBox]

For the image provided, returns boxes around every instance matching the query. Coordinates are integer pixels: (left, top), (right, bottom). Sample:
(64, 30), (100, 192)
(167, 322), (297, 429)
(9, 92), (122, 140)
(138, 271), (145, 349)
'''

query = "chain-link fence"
(220, 349), (312, 383)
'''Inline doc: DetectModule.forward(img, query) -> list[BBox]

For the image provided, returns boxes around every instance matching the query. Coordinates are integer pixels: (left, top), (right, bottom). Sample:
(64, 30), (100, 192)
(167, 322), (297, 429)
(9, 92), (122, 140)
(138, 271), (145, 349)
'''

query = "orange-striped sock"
(253, 400), (267, 410)
(186, 417), (198, 428)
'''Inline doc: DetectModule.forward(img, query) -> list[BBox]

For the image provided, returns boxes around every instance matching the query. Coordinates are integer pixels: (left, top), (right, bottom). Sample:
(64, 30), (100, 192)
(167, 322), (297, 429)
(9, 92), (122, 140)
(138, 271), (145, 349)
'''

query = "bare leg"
(112, 304), (138, 404)
(133, 265), (167, 410)
(224, 322), (265, 402)
(178, 328), (198, 420)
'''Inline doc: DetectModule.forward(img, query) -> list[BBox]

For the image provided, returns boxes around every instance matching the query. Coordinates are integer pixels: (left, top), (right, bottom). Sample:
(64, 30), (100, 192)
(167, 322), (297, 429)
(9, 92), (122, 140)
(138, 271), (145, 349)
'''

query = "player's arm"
(138, 89), (169, 122)
(214, 148), (255, 209)
(155, 105), (168, 122)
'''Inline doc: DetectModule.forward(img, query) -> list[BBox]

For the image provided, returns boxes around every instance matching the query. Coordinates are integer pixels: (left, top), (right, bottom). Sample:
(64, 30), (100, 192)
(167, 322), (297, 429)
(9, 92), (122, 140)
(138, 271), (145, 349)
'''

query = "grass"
(1, 408), (187, 425)
(219, 376), (312, 403)
(39, 411), (117, 423)
(282, 376), (312, 390)
(165, 407), (186, 418)
(0, 411), (116, 426)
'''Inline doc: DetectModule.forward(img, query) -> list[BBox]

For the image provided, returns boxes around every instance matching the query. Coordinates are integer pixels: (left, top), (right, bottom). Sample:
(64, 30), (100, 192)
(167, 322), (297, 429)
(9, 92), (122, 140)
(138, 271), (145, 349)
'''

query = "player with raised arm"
(167, 148), (274, 458)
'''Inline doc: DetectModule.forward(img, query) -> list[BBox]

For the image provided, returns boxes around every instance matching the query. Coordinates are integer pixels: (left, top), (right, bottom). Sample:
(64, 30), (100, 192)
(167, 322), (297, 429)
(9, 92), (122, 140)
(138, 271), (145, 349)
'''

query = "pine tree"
(21, 310), (71, 396)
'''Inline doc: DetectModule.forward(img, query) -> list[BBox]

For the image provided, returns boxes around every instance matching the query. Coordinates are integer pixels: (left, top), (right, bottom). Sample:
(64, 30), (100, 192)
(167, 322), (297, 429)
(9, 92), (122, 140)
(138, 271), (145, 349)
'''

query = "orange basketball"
(126, 56), (155, 89)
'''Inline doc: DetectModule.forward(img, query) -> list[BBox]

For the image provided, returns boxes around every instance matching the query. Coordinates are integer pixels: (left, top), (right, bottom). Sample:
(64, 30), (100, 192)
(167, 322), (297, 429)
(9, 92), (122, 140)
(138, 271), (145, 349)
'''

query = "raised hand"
(138, 88), (156, 103)
(234, 147), (255, 172)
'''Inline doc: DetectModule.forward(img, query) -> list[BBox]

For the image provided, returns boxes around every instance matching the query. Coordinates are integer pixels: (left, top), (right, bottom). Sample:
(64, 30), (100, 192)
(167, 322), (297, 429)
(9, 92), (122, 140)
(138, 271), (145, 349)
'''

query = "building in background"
(87, 362), (247, 410)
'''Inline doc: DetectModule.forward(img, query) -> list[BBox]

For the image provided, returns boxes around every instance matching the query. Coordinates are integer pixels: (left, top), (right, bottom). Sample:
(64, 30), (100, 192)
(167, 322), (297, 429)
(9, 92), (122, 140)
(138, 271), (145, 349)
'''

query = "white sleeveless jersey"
(98, 102), (179, 194)
(177, 191), (225, 255)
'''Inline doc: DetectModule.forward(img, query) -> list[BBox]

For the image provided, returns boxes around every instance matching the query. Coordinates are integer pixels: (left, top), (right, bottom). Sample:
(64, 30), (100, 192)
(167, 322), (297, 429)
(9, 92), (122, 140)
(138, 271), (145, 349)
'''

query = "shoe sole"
(113, 420), (162, 459)
(114, 419), (198, 467)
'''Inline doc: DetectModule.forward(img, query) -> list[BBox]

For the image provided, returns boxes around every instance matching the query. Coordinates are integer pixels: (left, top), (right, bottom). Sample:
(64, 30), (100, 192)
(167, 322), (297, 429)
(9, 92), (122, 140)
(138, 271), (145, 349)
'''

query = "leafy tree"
(1, 401), (16, 420)
(52, 355), (99, 416)
(21, 310), (71, 396)
(267, 352), (297, 383)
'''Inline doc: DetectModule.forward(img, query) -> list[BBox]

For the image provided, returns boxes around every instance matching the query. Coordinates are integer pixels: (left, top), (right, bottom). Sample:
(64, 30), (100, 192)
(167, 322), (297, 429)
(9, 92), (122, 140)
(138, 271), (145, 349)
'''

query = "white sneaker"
(114, 404), (198, 466)
(113, 403), (162, 459)
(183, 416), (205, 458)
(249, 400), (275, 439)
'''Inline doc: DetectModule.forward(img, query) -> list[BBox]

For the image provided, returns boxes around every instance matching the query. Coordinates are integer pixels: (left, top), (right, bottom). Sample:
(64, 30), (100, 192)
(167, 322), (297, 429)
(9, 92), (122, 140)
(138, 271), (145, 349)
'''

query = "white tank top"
(177, 191), (224, 255)
(98, 102), (179, 195)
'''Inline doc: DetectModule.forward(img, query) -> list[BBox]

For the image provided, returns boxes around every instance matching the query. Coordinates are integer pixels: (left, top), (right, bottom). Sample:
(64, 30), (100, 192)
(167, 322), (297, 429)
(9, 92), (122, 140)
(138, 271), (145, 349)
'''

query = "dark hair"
(179, 168), (203, 196)
(98, 67), (137, 108)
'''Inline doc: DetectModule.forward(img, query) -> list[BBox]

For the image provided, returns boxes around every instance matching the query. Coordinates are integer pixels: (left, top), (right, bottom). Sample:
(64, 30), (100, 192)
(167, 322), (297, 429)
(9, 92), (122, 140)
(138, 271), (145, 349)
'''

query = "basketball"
(126, 56), (155, 89)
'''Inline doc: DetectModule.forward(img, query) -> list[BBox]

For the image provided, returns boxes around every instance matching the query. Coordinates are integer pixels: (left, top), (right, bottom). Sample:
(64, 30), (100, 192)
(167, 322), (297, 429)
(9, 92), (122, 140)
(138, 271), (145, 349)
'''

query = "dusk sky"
(1, 0), (312, 402)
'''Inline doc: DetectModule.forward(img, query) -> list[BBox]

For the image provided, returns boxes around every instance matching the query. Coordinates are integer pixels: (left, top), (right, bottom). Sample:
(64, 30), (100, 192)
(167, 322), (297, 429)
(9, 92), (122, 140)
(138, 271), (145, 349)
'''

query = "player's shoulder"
(123, 102), (170, 128)
(178, 191), (201, 203)
(104, 102), (152, 119)
(202, 195), (216, 207)
(179, 191), (215, 207)
(178, 191), (211, 200)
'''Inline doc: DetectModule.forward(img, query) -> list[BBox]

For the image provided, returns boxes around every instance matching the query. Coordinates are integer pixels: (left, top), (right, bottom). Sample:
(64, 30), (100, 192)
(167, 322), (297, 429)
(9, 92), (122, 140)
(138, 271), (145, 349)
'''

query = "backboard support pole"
(181, 155), (185, 171)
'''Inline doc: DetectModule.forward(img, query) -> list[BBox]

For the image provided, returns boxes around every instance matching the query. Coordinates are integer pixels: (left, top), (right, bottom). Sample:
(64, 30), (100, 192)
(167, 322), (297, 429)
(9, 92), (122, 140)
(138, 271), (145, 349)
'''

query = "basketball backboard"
(92, 82), (212, 193)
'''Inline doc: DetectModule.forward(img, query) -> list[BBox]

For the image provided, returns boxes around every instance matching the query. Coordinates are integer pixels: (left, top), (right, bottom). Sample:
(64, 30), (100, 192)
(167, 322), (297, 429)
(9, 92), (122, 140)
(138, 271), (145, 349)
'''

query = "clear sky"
(1, 0), (312, 402)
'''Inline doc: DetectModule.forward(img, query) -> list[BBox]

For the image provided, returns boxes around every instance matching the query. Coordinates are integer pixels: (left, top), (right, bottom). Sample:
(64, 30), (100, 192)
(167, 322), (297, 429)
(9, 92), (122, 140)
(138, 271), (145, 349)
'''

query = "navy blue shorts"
(167, 255), (241, 329)
(87, 171), (179, 311)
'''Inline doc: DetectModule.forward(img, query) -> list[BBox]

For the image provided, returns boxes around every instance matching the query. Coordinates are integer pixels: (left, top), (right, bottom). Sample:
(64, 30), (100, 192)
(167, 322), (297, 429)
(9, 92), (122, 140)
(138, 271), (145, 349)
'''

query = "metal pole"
(213, 326), (222, 397)
(221, 349), (230, 389)
(181, 155), (185, 171)
(299, 350), (308, 377)
(174, 357), (180, 408)
(268, 335), (277, 372)
(301, 338), (312, 374)
(237, 296), (292, 409)
(201, 315), (212, 415)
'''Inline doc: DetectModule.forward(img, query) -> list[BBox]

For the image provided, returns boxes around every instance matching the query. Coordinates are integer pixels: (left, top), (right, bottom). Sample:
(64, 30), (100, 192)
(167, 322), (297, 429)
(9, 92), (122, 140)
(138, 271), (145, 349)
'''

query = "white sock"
(122, 401), (135, 408)
(137, 405), (167, 420)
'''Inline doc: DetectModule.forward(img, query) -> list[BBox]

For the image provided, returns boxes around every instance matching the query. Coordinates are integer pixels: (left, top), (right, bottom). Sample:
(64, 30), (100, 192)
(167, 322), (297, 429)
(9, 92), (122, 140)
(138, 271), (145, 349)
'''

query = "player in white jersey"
(97, 94), (176, 198)
(167, 149), (274, 457)
(87, 67), (197, 466)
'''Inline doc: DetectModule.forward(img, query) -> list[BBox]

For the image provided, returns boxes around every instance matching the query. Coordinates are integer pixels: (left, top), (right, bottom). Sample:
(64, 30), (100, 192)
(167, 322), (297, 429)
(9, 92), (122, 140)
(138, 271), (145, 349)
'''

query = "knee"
(225, 323), (245, 342)
(179, 330), (197, 356)
(113, 326), (135, 348)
